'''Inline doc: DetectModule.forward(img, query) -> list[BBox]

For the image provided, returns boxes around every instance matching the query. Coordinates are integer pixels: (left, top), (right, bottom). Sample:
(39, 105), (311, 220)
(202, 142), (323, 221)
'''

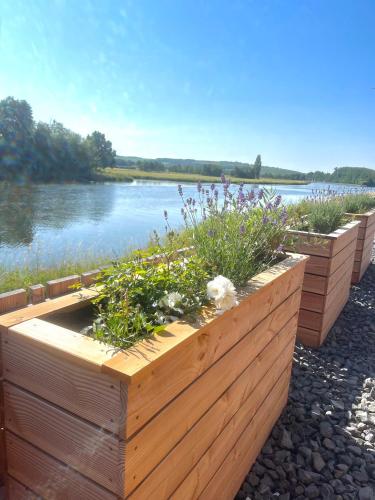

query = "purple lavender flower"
(277, 244), (284, 253)
(211, 183), (215, 191)
(214, 189), (219, 200)
(274, 195), (282, 207)
(262, 215), (269, 224)
(207, 229), (214, 237)
(248, 190), (255, 201)
(239, 224), (245, 235)
(178, 184), (183, 196)
(163, 210), (168, 220)
(221, 174), (226, 184)
(258, 189), (264, 200)
(197, 181), (202, 193)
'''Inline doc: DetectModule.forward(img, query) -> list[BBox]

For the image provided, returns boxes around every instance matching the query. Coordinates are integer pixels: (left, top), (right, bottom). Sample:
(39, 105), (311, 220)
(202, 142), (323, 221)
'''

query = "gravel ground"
(237, 254), (375, 500)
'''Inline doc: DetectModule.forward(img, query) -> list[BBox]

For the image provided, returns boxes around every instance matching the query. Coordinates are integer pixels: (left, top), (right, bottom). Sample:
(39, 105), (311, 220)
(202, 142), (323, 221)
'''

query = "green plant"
(341, 192), (375, 214)
(176, 179), (289, 286)
(289, 194), (347, 235)
(91, 249), (209, 348)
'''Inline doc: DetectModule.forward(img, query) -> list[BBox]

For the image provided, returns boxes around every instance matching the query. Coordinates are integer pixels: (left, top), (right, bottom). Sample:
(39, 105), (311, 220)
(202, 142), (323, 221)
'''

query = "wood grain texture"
(129, 324), (296, 499)
(2, 328), (123, 434)
(28, 284), (46, 305)
(300, 291), (325, 313)
(46, 275), (81, 298)
(4, 383), (123, 494)
(0, 289), (27, 315)
(0, 288), (98, 333)
(330, 220), (360, 256)
(119, 257), (307, 438)
(6, 432), (116, 500)
(103, 254), (308, 386)
(125, 308), (298, 495)
(171, 366), (291, 500)
(6, 476), (39, 500)
(8, 319), (115, 373)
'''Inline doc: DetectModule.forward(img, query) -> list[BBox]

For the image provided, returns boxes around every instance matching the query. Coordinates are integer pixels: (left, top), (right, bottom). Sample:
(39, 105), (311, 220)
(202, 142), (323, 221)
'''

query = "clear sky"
(0, 0), (374, 172)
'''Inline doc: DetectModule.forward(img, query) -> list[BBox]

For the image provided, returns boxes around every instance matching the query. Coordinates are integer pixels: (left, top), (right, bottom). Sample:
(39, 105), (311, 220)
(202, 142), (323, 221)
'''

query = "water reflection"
(0, 181), (362, 270)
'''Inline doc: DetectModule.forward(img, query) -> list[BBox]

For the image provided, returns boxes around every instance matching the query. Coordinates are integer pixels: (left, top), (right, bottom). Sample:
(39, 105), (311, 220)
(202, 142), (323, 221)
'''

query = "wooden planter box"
(0, 254), (307, 500)
(288, 220), (360, 348)
(346, 209), (375, 284)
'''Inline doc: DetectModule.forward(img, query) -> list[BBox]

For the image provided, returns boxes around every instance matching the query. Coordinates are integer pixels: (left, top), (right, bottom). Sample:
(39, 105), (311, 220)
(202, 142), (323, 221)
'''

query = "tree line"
(0, 97), (116, 182)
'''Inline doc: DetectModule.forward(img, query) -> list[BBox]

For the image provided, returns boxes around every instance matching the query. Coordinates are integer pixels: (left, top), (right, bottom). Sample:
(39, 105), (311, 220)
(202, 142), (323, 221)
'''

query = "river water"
(0, 181), (359, 270)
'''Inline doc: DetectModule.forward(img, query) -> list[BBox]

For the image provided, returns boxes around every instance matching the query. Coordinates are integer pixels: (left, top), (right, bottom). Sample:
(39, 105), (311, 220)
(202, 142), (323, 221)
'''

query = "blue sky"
(0, 0), (374, 172)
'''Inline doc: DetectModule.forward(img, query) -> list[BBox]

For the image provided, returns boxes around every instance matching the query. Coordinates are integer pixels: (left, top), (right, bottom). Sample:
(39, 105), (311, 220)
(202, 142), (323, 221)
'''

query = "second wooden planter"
(346, 208), (375, 284)
(0, 253), (307, 500)
(288, 220), (360, 348)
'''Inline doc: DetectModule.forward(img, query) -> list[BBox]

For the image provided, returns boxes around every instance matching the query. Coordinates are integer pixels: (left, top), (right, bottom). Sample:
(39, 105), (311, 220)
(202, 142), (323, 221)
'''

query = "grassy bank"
(102, 167), (308, 185)
(0, 255), (115, 294)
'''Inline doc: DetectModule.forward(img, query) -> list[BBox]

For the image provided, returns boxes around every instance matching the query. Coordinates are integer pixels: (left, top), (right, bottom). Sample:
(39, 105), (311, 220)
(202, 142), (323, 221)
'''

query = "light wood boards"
(349, 210), (375, 283)
(288, 222), (360, 347)
(1, 253), (307, 499)
(6, 432), (117, 500)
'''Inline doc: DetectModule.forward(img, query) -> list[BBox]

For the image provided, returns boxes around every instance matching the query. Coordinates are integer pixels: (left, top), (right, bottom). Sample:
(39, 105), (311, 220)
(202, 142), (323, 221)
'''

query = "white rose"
(207, 276), (238, 314)
(158, 291), (183, 310)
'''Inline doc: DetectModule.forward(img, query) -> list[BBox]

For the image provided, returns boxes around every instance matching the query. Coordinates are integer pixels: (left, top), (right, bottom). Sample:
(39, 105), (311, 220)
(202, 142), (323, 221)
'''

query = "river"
(0, 181), (359, 270)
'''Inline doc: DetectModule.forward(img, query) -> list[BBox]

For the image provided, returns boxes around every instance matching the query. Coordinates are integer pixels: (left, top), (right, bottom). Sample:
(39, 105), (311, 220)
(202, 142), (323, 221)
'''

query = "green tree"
(0, 97), (34, 181)
(253, 154), (262, 179)
(86, 131), (116, 169)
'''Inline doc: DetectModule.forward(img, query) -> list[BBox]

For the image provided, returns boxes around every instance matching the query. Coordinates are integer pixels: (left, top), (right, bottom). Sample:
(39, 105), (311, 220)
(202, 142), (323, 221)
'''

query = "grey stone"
(319, 421), (333, 438)
(279, 429), (293, 450)
(312, 452), (325, 472)
(358, 486), (375, 500)
(305, 484), (320, 498)
(323, 438), (335, 450)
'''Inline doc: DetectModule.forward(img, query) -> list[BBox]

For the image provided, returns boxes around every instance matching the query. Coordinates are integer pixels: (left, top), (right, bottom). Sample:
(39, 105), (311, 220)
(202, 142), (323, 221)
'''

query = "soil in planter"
(44, 304), (96, 334)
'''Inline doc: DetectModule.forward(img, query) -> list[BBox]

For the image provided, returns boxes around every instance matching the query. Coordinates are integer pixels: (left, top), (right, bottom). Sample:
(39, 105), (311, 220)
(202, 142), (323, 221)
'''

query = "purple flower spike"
(214, 189), (219, 200)
(221, 174), (226, 184)
(207, 229), (214, 237)
(178, 184), (183, 196)
(262, 215), (269, 224)
(211, 183), (215, 191)
(197, 181), (202, 193)
(164, 210), (168, 219)
(239, 224), (245, 235)
(277, 244), (284, 253)
(274, 195), (282, 207)
(258, 189), (264, 200)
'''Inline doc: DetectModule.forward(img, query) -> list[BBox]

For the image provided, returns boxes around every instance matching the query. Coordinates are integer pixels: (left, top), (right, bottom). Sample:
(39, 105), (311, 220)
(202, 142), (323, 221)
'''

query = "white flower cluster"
(207, 275), (238, 314)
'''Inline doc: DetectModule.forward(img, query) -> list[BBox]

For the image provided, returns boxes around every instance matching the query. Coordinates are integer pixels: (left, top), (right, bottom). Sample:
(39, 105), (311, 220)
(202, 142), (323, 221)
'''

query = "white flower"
(158, 291), (183, 310)
(207, 275), (238, 314)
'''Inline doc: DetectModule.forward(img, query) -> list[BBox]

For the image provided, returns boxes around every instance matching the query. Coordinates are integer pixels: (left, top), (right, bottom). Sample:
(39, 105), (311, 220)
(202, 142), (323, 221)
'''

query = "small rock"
(305, 484), (320, 498)
(347, 445), (362, 456)
(312, 452), (325, 472)
(323, 438), (335, 450)
(358, 486), (375, 500)
(319, 421), (333, 438)
(279, 429), (293, 450)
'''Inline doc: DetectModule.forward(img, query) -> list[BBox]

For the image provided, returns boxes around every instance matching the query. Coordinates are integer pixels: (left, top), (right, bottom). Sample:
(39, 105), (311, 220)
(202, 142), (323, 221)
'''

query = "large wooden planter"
(288, 220), (360, 348)
(346, 209), (375, 284)
(0, 254), (307, 500)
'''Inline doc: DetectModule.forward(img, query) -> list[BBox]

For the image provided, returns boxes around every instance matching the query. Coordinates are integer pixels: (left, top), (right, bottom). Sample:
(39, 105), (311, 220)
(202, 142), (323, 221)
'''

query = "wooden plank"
(298, 308), (322, 332)
(329, 237), (357, 275)
(358, 221), (375, 240)
(106, 257), (307, 439)
(324, 269), (352, 314)
(326, 257), (354, 295)
(302, 272), (327, 294)
(8, 319), (115, 373)
(47, 275), (81, 298)
(304, 254), (330, 277)
(124, 280), (304, 440)
(103, 254), (308, 385)
(81, 269), (101, 287)
(300, 291), (325, 313)
(330, 220), (360, 256)
(129, 326), (296, 499)
(320, 287), (350, 344)
(171, 366), (291, 500)
(2, 328), (123, 434)
(6, 476), (39, 500)
(3, 383), (123, 494)
(28, 284), (45, 305)
(0, 289), (27, 315)
(125, 311), (298, 495)
(287, 230), (332, 257)
(296, 326), (321, 348)
(6, 432), (117, 500)
(0, 288), (98, 333)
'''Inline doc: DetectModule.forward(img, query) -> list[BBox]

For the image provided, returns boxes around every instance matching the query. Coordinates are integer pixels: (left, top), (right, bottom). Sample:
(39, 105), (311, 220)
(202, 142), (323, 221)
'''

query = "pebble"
(236, 256), (375, 500)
